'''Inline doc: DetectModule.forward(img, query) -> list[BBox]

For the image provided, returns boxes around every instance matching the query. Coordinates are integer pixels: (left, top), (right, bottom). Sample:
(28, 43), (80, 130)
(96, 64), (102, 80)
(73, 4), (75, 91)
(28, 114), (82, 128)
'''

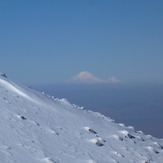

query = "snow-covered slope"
(0, 74), (163, 163)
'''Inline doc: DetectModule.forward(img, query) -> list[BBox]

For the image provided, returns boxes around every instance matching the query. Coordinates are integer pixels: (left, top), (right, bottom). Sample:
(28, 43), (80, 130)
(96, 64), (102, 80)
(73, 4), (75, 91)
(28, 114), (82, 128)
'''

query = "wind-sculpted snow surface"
(0, 79), (34, 101)
(0, 75), (163, 163)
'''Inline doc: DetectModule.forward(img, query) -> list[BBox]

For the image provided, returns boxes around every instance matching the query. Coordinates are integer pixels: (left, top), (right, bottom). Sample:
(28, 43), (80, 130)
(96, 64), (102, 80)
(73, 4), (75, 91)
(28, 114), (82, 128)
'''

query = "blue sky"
(0, 0), (163, 84)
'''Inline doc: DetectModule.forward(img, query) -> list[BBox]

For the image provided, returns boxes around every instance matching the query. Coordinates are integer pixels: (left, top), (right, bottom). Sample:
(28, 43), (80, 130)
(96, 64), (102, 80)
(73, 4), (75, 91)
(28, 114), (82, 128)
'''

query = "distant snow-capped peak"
(71, 71), (103, 84)
(70, 71), (123, 84)
(106, 76), (123, 84)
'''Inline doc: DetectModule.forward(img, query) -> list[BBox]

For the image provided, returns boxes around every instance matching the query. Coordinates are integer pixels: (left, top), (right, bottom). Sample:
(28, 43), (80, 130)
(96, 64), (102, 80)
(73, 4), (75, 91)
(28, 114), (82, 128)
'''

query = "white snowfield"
(0, 74), (163, 163)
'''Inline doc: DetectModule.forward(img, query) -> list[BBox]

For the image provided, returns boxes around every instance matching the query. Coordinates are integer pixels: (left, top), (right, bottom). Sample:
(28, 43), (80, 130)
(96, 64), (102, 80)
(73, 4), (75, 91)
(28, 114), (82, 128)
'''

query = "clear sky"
(0, 0), (163, 84)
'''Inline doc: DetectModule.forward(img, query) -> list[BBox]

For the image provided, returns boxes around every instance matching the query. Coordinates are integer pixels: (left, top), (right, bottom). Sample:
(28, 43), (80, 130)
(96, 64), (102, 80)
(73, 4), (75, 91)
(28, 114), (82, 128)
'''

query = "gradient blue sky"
(0, 0), (163, 84)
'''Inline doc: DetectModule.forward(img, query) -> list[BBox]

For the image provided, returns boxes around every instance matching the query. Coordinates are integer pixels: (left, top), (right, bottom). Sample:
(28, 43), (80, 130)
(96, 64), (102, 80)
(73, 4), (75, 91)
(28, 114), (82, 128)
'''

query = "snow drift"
(0, 74), (163, 163)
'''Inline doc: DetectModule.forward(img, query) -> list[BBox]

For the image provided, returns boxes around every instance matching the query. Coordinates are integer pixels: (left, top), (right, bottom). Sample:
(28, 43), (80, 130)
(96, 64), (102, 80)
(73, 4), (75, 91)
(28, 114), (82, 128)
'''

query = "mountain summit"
(71, 71), (103, 84)
(0, 74), (163, 163)
(70, 71), (123, 84)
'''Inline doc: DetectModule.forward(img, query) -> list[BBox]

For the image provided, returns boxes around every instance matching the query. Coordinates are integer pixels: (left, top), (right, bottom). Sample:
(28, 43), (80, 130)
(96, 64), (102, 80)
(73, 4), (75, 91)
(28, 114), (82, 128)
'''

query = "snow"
(70, 71), (123, 84)
(0, 74), (163, 163)
(0, 79), (33, 102)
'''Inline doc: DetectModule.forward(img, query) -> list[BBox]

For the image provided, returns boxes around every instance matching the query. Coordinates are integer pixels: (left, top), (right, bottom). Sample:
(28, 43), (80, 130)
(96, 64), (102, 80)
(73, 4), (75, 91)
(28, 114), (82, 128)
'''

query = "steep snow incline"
(0, 75), (163, 163)
(0, 79), (34, 102)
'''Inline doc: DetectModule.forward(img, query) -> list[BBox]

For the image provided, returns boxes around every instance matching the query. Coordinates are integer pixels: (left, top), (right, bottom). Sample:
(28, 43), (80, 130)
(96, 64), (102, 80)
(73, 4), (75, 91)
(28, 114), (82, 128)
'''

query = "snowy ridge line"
(41, 91), (144, 134)
(0, 78), (38, 104)
(52, 97), (157, 138)
(41, 91), (85, 110)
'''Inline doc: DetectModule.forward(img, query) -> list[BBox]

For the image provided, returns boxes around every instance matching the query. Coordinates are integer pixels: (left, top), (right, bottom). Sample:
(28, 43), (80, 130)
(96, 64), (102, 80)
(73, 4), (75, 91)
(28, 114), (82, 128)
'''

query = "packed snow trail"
(0, 74), (163, 163)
